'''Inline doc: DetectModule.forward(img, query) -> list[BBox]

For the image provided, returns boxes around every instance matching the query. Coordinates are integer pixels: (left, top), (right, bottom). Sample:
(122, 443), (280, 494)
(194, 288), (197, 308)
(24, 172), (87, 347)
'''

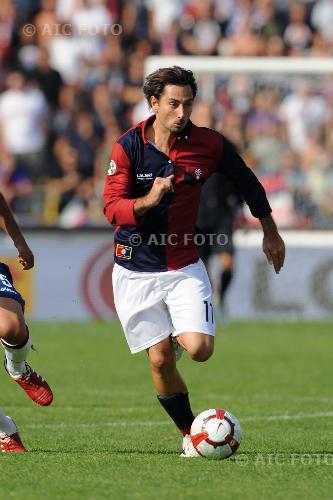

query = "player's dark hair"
(143, 66), (197, 106)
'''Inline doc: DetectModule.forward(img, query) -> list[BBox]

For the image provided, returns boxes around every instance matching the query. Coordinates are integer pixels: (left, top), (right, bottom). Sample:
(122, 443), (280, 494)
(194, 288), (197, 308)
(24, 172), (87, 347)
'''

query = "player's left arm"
(0, 192), (34, 270)
(217, 137), (285, 274)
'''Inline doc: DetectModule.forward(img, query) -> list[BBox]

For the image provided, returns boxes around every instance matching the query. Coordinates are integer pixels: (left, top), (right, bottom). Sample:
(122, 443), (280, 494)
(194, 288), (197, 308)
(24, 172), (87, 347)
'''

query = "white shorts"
(112, 259), (215, 353)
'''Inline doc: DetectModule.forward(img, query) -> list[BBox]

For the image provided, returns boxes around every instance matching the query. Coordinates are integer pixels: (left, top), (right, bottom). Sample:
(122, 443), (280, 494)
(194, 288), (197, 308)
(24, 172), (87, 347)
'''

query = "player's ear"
(150, 95), (159, 113)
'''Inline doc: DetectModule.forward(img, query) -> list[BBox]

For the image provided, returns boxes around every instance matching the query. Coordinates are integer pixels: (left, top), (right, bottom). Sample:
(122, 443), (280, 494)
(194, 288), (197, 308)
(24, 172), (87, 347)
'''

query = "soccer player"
(0, 193), (53, 453)
(103, 67), (285, 457)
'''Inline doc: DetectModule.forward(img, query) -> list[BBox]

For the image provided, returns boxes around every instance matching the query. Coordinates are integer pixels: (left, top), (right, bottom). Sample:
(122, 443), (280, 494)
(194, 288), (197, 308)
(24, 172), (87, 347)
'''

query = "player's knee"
(149, 350), (175, 372)
(0, 316), (24, 341)
(190, 346), (214, 362)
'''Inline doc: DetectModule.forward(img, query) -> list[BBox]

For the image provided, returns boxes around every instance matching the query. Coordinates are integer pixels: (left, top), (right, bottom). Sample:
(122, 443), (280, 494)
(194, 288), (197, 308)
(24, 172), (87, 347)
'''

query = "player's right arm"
(0, 192), (34, 270)
(104, 143), (140, 226)
(133, 175), (174, 217)
(103, 142), (174, 224)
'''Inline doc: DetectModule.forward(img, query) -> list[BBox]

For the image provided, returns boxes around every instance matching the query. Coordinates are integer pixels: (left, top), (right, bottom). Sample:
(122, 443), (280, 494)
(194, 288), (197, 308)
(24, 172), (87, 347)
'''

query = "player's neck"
(147, 119), (175, 156)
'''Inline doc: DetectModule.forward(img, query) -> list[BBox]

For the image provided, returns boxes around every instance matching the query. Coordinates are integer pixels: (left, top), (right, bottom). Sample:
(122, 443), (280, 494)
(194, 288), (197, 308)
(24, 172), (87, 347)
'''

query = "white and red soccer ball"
(190, 408), (242, 459)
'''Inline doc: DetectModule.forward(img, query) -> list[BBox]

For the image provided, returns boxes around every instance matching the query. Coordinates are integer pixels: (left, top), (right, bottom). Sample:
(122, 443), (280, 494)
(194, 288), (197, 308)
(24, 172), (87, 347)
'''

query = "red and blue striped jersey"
(104, 115), (271, 272)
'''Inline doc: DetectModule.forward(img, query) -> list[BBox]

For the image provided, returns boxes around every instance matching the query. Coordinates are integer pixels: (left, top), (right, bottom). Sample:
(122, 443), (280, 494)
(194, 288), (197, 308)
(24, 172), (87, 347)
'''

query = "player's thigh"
(178, 331), (214, 352)
(165, 260), (215, 337)
(0, 297), (26, 338)
(112, 264), (172, 353)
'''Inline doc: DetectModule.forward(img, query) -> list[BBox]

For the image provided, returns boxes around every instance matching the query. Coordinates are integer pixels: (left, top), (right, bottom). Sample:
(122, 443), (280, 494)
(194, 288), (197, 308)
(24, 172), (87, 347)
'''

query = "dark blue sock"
(157, 392), (195, 435)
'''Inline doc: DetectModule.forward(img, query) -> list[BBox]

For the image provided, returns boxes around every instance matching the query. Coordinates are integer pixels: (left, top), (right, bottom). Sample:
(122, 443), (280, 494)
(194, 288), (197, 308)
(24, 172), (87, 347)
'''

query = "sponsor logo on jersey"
(108, 160), (117, 175)
(115, 244), (132, 260)
(136, 173), (153, 180)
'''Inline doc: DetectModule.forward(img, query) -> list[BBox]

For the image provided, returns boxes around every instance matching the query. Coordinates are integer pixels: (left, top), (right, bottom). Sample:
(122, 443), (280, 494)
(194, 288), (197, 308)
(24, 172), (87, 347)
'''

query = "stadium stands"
(0, 0), (332, 228)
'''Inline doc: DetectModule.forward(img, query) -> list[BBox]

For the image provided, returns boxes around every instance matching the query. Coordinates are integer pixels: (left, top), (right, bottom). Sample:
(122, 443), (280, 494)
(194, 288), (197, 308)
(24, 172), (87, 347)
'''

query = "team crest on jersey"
(115, 244), (132, 260)
(195, 168), (202, 180)
(108, 160), (117, 176)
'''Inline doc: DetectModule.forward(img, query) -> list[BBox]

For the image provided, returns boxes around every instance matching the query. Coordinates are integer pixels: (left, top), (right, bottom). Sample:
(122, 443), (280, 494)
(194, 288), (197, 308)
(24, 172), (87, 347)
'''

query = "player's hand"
(17, 244), (34, 270)
(147, 175), (174, 206)
(262, 232), (285, 274)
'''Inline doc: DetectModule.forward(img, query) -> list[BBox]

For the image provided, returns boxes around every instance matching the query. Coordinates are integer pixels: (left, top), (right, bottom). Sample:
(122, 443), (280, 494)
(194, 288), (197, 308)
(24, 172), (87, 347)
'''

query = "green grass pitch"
(1, 321), (333, 500)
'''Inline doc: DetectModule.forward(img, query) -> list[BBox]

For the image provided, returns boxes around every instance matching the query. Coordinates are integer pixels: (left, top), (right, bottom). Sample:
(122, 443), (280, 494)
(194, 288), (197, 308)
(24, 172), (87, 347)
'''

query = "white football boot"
(180, 434), (200, 458)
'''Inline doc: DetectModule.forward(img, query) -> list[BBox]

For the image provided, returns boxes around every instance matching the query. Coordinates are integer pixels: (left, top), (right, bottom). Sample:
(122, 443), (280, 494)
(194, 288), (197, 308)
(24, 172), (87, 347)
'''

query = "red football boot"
(9, 362), (53, 406)
(0, 431), (26, 453)
(0, 417), (26, 453)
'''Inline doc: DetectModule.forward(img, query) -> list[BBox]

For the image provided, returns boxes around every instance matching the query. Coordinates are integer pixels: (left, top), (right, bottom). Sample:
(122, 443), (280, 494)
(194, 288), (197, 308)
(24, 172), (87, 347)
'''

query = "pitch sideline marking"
(23, 411), (333, 429)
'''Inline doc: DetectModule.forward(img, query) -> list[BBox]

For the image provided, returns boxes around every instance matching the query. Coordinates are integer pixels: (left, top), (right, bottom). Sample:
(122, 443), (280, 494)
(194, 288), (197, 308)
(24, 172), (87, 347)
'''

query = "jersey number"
(204, 300), (214, 324)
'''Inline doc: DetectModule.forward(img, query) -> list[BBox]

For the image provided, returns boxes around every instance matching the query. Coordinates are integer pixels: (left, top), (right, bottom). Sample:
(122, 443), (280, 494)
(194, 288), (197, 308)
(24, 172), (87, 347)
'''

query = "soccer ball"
(190, 408), (242, 460)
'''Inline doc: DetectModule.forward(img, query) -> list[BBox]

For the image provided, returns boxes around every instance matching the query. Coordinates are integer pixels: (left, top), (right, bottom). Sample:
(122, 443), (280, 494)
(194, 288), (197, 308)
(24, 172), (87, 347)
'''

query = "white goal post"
(145, 56), (333, 102)
(145, 56), (333, 75)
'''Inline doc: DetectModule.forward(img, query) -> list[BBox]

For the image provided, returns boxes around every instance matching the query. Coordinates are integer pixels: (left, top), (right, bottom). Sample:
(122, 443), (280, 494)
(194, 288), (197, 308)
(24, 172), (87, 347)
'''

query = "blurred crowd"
(1, 0), (333, 228)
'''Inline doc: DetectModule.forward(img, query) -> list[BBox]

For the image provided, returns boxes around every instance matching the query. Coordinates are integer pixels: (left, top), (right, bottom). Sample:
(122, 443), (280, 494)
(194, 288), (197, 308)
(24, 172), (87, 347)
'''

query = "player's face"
(151, 85), (194, 134)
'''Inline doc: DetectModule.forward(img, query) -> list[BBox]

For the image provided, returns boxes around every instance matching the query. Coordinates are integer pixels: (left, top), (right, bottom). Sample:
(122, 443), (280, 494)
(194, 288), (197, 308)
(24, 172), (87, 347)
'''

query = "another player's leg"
(219, 253), (234, 304)
(215, 245), (234, 324)
(0, 298), (53, 406)
(0, 409), (26, 452)
(147, 337), (199, 457)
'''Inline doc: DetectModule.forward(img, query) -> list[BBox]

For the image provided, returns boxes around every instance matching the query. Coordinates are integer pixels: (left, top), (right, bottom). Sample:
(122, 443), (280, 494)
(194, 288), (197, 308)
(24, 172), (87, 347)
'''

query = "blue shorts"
(0, 263), (25, 312)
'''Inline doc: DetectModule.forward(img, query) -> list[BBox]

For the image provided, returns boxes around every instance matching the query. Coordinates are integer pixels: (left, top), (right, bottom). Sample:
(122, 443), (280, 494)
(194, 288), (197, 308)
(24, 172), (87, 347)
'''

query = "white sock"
(2, 336), (32, 379)
(0, 411), (17, 437)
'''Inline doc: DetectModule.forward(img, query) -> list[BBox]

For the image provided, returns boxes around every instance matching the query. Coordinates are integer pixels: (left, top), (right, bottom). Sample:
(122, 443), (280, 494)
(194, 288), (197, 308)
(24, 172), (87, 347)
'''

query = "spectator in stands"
(283, 2), (313, 55)
(0, 0), (16, 65)
(0, 71), (48, 181)
(46, 136), (82, 220)
(279, 79), (328, 153)
(179, 0), (222, 56)
(219, 16), (266, 56)
(311, 0), (333, 43)
(65, 111), (101, 178)
(246, 89), (285, 175)
(52, 84), (76, 135)
(47, 23), (82, 84)
(145, 0), (183, 44)
(0, 149), (32, 214)
(1, 0), (333, 229)
(34, 0), (59, 48)
(29, 46), (63, 108)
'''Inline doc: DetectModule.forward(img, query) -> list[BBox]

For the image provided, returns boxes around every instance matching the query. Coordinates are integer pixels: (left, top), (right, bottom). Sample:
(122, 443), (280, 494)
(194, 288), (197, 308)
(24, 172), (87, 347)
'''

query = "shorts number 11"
(204, 300), (214, 323)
